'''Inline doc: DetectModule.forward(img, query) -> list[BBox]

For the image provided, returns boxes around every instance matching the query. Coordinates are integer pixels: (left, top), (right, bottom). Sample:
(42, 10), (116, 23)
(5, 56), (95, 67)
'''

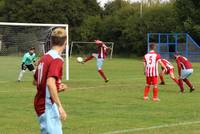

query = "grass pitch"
(0, 56), (200, 134)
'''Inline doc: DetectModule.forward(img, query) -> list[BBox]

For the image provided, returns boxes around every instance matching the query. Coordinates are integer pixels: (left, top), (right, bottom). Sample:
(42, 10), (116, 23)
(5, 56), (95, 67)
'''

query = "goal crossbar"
(0, 22), (67, 27)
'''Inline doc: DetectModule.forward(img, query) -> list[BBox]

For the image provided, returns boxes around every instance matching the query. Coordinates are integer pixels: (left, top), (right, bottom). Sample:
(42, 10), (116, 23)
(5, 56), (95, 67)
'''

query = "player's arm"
(47, 59), (67, 120)
(32, 54), (37, 65)
(22, 54), (27, 63)
(21, 54), (27, 69)
(33, 69), (38, 86)
(143, 61), (146, 75)
(158, 60), (167, 71)
(47, 77), (66, 120)
(176, 59), (181, 76)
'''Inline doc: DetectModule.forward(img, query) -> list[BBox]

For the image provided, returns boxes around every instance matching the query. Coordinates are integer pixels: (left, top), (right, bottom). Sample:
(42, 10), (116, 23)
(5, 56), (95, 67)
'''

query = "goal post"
(70, 41), (114, 59)
(0, 22), (69, 80)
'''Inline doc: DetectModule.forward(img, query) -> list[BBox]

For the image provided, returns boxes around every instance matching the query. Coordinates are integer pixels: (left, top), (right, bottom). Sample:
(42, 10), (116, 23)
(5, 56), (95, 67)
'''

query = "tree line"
(0, 0), (199, 56)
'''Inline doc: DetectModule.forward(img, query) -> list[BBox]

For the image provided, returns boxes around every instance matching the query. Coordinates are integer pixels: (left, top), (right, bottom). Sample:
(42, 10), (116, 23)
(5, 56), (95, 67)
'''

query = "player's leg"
(169, 70), (179, 85)
(152, 76), (160, 101)
(144, 77), (151, 100)
(46, 104), (62, 134)
(83, 53), (96, 63)
(27, 64), (36, 74)
(97, 58), (109, 83)
(159, 69), (165, 85)
(180, 69), (194, 92)
(17, 63), (27, 82)
(38, 113), (48, 134)
(183, 79), (195, 92)
(178, 79), (184, 93)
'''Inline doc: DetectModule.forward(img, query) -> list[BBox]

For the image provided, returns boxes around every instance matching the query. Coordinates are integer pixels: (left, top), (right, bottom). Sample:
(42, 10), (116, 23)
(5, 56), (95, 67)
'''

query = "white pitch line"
(0, 81), (199, 93)
(0, 84), (132, 93)
(102, 121), (200, 134)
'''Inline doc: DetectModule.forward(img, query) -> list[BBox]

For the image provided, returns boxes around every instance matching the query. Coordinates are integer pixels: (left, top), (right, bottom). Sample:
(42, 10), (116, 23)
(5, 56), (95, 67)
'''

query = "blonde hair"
(51, 28), (67, 46)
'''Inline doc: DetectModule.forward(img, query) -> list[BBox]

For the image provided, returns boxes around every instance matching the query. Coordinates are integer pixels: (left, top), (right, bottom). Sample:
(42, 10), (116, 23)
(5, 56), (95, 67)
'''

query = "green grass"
(0, 56), (200, 134)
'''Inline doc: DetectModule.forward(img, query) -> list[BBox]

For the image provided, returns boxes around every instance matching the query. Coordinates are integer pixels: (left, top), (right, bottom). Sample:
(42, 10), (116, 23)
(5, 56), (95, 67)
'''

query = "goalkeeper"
(17, 47), (37, 82)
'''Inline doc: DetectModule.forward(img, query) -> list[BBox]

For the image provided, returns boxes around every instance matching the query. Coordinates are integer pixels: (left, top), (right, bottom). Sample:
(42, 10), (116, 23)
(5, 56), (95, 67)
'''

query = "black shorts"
(21, 64), (35, 71)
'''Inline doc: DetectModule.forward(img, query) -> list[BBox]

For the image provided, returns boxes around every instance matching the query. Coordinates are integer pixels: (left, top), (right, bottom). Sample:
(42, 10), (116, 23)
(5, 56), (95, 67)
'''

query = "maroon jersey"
(95, 40), (108, 59)
(34, 50), (64, 116)
(176, 56), (192, 75)
(144, 51), (161, 77)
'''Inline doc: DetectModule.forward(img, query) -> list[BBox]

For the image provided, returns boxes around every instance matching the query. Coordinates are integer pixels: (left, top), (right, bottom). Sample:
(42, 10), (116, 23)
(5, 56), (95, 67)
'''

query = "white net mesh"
(0, 25), (52, 56)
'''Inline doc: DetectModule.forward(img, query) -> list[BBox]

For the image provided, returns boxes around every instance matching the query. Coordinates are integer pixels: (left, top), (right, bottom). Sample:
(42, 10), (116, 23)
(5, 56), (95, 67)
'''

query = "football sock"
(98, 70), (107, 81)
(84, 56), (94, 62)
(153, 87), (158, 99)
(172, 77), (179, 85)
(183, 79), (193, 89)
(144, 86), (150, 97)
(18, 70), (25, 81)
(159, 75), (164, 83)
(178, 79), (184, 92)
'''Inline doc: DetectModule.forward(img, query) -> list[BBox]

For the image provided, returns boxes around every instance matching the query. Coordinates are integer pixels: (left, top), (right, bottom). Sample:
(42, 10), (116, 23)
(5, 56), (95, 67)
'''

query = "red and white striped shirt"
(161, 59), (174, 70)
(144, 51), (161, 77)
(95, 40), (108, 59)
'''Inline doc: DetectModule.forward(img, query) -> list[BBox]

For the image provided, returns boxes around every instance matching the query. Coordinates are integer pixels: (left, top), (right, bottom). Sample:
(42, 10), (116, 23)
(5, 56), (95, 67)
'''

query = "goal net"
(0, 22), (69, 80)
(70, 41), (114, 59)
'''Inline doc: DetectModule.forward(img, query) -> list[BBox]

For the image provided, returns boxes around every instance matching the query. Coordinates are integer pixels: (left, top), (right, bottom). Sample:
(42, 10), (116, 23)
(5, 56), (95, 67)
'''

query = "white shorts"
(93, 53), (104, 70)
(181, 69), (193, 79)
(38, 103), (62, 134)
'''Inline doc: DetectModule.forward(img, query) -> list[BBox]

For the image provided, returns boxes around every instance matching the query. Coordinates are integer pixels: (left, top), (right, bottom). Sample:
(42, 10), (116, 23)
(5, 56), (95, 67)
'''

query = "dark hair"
(149, 43), (156, 50)
(29, 47), (35, 51)
(51, 36), (66, 46)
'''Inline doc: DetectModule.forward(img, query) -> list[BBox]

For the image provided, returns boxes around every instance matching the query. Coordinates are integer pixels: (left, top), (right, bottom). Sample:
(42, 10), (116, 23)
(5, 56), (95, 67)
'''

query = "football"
(77, 57), (83, 63)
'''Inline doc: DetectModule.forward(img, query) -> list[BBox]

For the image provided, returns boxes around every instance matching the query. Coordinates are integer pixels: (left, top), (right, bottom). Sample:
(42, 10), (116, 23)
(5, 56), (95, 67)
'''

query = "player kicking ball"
(80, 39), (110, 83)
(174, 54), (195, 93)
(143, 43), (167, 101)
(17, 47), (36, 82)
(159, 59), (179, 86)
(33, 28), (67, 134)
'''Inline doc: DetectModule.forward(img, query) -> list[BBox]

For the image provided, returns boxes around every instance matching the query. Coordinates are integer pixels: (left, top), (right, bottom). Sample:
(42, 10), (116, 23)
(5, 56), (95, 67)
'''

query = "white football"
(77, 57), (83, 63)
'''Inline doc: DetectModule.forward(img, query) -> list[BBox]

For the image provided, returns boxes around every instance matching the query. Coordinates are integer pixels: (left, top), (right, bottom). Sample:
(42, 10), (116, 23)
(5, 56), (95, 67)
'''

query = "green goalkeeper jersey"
(22, 52), (36, 65)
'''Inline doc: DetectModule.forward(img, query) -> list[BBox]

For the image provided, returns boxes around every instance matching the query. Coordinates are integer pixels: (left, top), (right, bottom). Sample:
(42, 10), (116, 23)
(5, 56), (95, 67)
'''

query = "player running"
(174, 54), (195, 93)
(17, 47), (36, 82)
(33, 28), (67, 134)
(81, 39), (110, 83)
(143, 43), (167, 101)
(159, 59), (179, 85)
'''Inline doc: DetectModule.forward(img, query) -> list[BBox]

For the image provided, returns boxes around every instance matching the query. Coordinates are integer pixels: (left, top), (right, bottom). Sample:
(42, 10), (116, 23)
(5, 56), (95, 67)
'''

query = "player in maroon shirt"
(33, 28), (67, 134)
(174, 54), (195, 93)
(81, 39), (110, 83)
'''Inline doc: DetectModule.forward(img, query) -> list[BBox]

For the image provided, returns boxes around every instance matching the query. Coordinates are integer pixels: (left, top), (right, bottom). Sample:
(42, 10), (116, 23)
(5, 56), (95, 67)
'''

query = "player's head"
(29, 47), (35, 55)
(95, 39), (103, 47)
(51, 28), (67, 50)
(173, 52), (179, 59)
(95, 40), (102, 44)
(149, 43), (156, 51)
